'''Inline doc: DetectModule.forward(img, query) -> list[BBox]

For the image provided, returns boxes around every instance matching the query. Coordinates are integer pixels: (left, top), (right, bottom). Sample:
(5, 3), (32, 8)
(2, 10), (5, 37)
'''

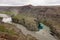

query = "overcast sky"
(0, 0), (60, 6)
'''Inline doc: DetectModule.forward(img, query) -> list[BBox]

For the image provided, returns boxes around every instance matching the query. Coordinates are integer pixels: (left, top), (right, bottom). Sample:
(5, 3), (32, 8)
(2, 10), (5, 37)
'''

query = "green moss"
(0, 24), (17, 35)
(7, 29), (17, 35)
(0, 11), (15, 16)
(0, 25), (6, 32)
(13, 14), (26, 20)
(0, 17), (2, 19)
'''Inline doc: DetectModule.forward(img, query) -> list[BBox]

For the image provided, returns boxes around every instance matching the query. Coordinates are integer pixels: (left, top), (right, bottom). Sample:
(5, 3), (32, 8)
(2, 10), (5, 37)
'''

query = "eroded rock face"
(12, 16), (38, 31)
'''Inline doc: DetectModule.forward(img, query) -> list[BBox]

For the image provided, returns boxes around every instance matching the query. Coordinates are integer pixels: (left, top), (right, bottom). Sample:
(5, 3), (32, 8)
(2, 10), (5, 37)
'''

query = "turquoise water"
(38, 23), (50, 33)
(38, 23), (43, 29)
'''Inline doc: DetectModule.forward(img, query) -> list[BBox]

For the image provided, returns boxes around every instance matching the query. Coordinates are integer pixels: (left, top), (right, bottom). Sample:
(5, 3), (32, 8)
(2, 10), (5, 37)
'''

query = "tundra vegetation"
(0, 6), (60, 40)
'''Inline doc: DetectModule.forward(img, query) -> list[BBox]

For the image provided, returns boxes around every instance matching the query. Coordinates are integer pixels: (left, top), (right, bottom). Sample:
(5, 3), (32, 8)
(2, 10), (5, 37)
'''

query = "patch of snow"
(2, 17), (12, 23)
(0, 14), (12, 23)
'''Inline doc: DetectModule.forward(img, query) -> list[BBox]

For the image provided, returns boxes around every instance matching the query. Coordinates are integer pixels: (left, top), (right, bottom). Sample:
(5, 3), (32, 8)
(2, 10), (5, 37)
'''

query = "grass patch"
(0, 24), (17, 35)
(0, 11), (15, 16)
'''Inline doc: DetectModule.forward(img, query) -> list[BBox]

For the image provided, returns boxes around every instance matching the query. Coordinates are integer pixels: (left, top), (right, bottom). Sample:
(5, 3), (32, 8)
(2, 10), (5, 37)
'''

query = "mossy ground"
(0, 23), (17, 35)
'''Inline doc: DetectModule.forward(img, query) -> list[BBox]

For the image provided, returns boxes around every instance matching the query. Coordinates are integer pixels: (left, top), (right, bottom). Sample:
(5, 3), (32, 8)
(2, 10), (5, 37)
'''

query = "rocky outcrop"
(12, 15), (38, 31)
